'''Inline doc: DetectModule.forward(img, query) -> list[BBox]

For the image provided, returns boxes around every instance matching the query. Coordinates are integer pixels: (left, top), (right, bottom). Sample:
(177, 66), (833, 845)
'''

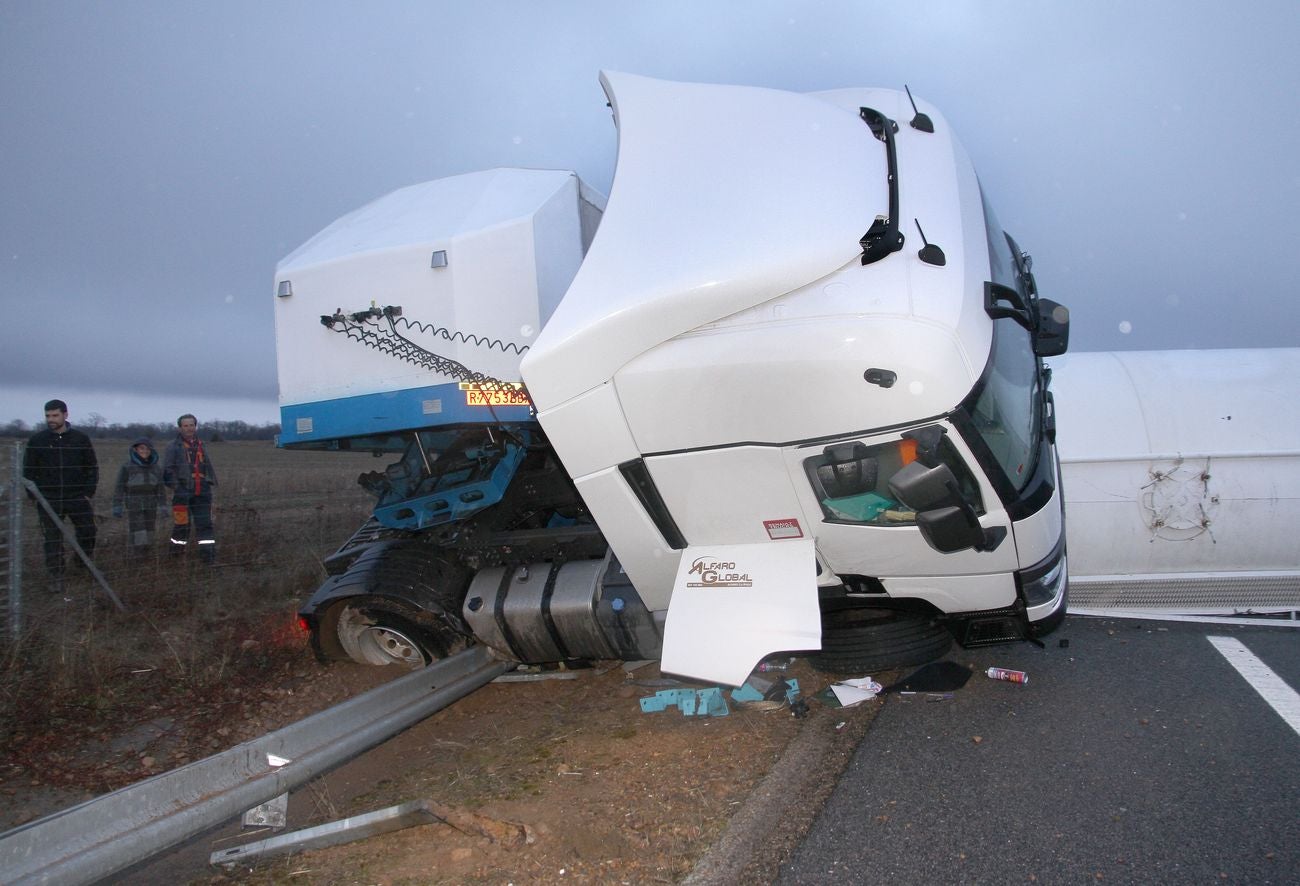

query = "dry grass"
(0, 439), (382, 764)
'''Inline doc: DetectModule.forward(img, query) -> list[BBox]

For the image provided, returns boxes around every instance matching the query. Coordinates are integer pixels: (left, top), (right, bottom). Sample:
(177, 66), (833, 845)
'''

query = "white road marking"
(1207, 635), (1300, 739)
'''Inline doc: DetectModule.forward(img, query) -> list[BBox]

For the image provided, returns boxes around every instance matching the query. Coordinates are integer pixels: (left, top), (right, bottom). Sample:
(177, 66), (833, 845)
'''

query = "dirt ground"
(0, 439), (888, 883)
(3, 617), (887, 885)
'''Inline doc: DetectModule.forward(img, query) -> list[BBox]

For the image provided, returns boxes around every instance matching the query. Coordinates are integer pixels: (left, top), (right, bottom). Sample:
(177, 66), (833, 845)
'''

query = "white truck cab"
(520, 74), (1069, 683)
(276, 73), (1069, 684)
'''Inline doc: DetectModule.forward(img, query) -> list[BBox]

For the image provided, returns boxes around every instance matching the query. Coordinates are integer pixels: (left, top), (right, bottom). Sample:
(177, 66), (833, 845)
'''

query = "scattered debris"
(495, 664), (582, 683)
(211, 799), (533, 867)
(827, 677), (882, 708)
(640, 676), (804, 717)
(986, 666), (1029, 684)
(884, 661), (972, 693)
(731, 676), (800, 709)
(639, 687), (730, 717)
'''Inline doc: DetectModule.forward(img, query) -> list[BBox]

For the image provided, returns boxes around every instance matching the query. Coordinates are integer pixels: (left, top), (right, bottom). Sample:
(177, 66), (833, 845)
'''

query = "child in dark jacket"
(112, 437), (166, 558)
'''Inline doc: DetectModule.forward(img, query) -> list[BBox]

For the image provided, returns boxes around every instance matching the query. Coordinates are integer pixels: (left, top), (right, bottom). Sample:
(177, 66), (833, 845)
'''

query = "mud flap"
(660, 539), (821, 686)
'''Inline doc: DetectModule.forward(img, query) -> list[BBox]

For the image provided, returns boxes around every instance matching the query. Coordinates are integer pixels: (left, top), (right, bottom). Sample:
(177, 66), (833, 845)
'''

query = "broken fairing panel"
(660, 540), (820, 686)
(520, 71), (885, 411)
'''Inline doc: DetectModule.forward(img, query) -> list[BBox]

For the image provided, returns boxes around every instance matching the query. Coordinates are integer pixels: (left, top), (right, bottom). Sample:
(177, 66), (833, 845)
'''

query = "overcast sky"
(3, 1), (1298, 427)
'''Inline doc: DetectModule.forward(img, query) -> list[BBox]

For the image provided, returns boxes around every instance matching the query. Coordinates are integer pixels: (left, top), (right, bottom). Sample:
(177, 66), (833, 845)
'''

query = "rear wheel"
(334, 601), (442, 668)
(812, 604), (951, 674)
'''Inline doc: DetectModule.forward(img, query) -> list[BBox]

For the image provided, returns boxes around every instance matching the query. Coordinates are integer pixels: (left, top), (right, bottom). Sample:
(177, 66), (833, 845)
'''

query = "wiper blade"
(859, 107), (905, 265)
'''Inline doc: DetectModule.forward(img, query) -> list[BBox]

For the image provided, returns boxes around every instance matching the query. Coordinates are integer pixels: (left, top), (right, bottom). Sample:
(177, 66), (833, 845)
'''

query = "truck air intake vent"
(618, 459), (687, 551)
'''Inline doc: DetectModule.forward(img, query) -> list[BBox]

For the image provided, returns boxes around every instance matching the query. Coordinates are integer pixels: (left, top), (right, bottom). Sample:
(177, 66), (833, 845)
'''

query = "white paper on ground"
(660, 538), (820, 686)
(831, 677), (882, 707)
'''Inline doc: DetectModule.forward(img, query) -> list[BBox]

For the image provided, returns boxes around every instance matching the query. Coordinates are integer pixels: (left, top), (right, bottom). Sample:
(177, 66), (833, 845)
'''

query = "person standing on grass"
(163, 413), (218, 563)
(112, 437), (166, 559)
(22, 398), (99, 578)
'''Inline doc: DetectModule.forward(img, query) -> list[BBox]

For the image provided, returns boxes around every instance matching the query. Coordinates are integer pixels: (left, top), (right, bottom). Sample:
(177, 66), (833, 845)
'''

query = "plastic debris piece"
(884, 661), (972, 693)
(829, 677), (882, 707)
(731, 677), (800, 707)
(639, 687), (730, 717)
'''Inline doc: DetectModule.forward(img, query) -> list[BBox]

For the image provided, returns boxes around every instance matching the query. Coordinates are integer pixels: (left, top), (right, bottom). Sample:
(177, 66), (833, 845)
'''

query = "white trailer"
(1053, 348), (1300, 616)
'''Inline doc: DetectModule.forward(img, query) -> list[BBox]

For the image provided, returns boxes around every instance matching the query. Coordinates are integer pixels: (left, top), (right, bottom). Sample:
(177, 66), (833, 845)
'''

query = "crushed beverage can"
(986, 666), (1028, 684)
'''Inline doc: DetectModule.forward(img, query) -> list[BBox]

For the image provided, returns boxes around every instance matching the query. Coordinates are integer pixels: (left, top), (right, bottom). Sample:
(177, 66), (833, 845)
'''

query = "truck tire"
(333, 598), (456, 669)
(811, 605), (951, 674)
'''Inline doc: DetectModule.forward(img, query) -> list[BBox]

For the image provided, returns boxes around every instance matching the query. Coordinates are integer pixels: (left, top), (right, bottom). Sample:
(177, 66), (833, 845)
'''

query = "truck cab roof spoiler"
(520, 72), (889, 412)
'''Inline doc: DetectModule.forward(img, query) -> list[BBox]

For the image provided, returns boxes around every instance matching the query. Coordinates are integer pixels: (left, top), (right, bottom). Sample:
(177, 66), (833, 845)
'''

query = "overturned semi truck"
(274, 72), (1071, 685)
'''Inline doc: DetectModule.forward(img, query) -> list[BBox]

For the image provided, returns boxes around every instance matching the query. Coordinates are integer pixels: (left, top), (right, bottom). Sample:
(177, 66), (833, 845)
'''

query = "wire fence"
(2, 444), (23, 642)
(0, 437), (394, 793)
(0, 437), (380, 644)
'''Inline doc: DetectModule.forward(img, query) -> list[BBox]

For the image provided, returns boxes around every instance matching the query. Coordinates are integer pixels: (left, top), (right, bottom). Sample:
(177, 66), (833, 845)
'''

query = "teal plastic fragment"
(731, 678), (800, 705)
(639, 687), (730, 717)
(696, 687), (729, 716)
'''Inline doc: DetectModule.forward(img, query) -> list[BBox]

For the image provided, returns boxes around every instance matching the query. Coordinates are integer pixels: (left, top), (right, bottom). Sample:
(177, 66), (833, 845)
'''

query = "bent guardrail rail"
(0, 645), (512, 885)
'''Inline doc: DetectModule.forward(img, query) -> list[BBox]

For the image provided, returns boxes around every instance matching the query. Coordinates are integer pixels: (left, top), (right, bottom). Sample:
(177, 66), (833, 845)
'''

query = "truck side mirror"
(916, 505), (989, 554)
(888, 461), (1005, 554)
(887, 461), (962, 512)
(1034, 299), (1070, 357)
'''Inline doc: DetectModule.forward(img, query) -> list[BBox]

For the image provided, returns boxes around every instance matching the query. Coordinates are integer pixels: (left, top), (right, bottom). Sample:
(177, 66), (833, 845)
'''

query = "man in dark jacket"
(22, 399), (99, 576)
(163, 413), (218, 563)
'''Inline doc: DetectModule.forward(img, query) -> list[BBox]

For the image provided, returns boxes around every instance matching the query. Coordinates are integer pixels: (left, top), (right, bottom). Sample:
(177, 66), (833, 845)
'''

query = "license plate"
(463, 387), (531, 407)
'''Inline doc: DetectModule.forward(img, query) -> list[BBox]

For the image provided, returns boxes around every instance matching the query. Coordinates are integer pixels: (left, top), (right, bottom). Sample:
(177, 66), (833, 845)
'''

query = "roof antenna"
(914, 219), (946, 266)
(905, 85), (934, 133)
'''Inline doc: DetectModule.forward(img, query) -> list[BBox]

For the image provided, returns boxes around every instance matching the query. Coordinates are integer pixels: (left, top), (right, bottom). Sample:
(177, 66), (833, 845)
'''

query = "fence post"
(21, 476), (125, 612)
(5, 441), (22, 640)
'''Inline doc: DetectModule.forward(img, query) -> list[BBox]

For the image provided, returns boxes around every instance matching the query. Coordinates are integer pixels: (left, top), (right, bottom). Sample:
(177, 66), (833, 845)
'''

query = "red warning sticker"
(763, 518), (803, 540)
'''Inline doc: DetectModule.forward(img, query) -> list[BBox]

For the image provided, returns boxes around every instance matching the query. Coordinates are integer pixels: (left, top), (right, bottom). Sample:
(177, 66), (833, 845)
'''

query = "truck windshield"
(959, 190), (1043, 495)
(964, 322), (1040, 493)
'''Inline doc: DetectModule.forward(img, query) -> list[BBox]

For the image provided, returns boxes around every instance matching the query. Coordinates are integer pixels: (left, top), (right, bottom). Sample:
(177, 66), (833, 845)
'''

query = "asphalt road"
(777, 615), (1300, 885)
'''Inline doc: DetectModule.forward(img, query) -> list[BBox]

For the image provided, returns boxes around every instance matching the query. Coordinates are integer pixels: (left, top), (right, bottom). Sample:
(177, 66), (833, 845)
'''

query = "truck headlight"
(1018, 538), (1067, 611)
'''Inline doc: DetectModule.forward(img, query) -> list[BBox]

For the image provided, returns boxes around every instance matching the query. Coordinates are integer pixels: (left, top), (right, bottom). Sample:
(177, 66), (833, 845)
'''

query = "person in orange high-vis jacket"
(163, 413), (218, 563)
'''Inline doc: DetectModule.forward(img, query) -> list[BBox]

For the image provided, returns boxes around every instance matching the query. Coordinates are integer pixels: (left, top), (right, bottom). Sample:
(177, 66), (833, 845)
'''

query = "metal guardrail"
(0, 645), (513, 885)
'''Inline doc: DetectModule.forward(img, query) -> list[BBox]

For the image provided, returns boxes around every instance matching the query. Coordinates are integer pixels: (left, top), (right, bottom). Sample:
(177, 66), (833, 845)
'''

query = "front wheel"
(811, 605), (951, 674)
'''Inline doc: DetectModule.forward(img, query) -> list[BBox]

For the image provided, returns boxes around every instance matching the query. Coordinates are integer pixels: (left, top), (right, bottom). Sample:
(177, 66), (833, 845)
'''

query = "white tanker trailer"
(1053, 348), (1300, 617)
